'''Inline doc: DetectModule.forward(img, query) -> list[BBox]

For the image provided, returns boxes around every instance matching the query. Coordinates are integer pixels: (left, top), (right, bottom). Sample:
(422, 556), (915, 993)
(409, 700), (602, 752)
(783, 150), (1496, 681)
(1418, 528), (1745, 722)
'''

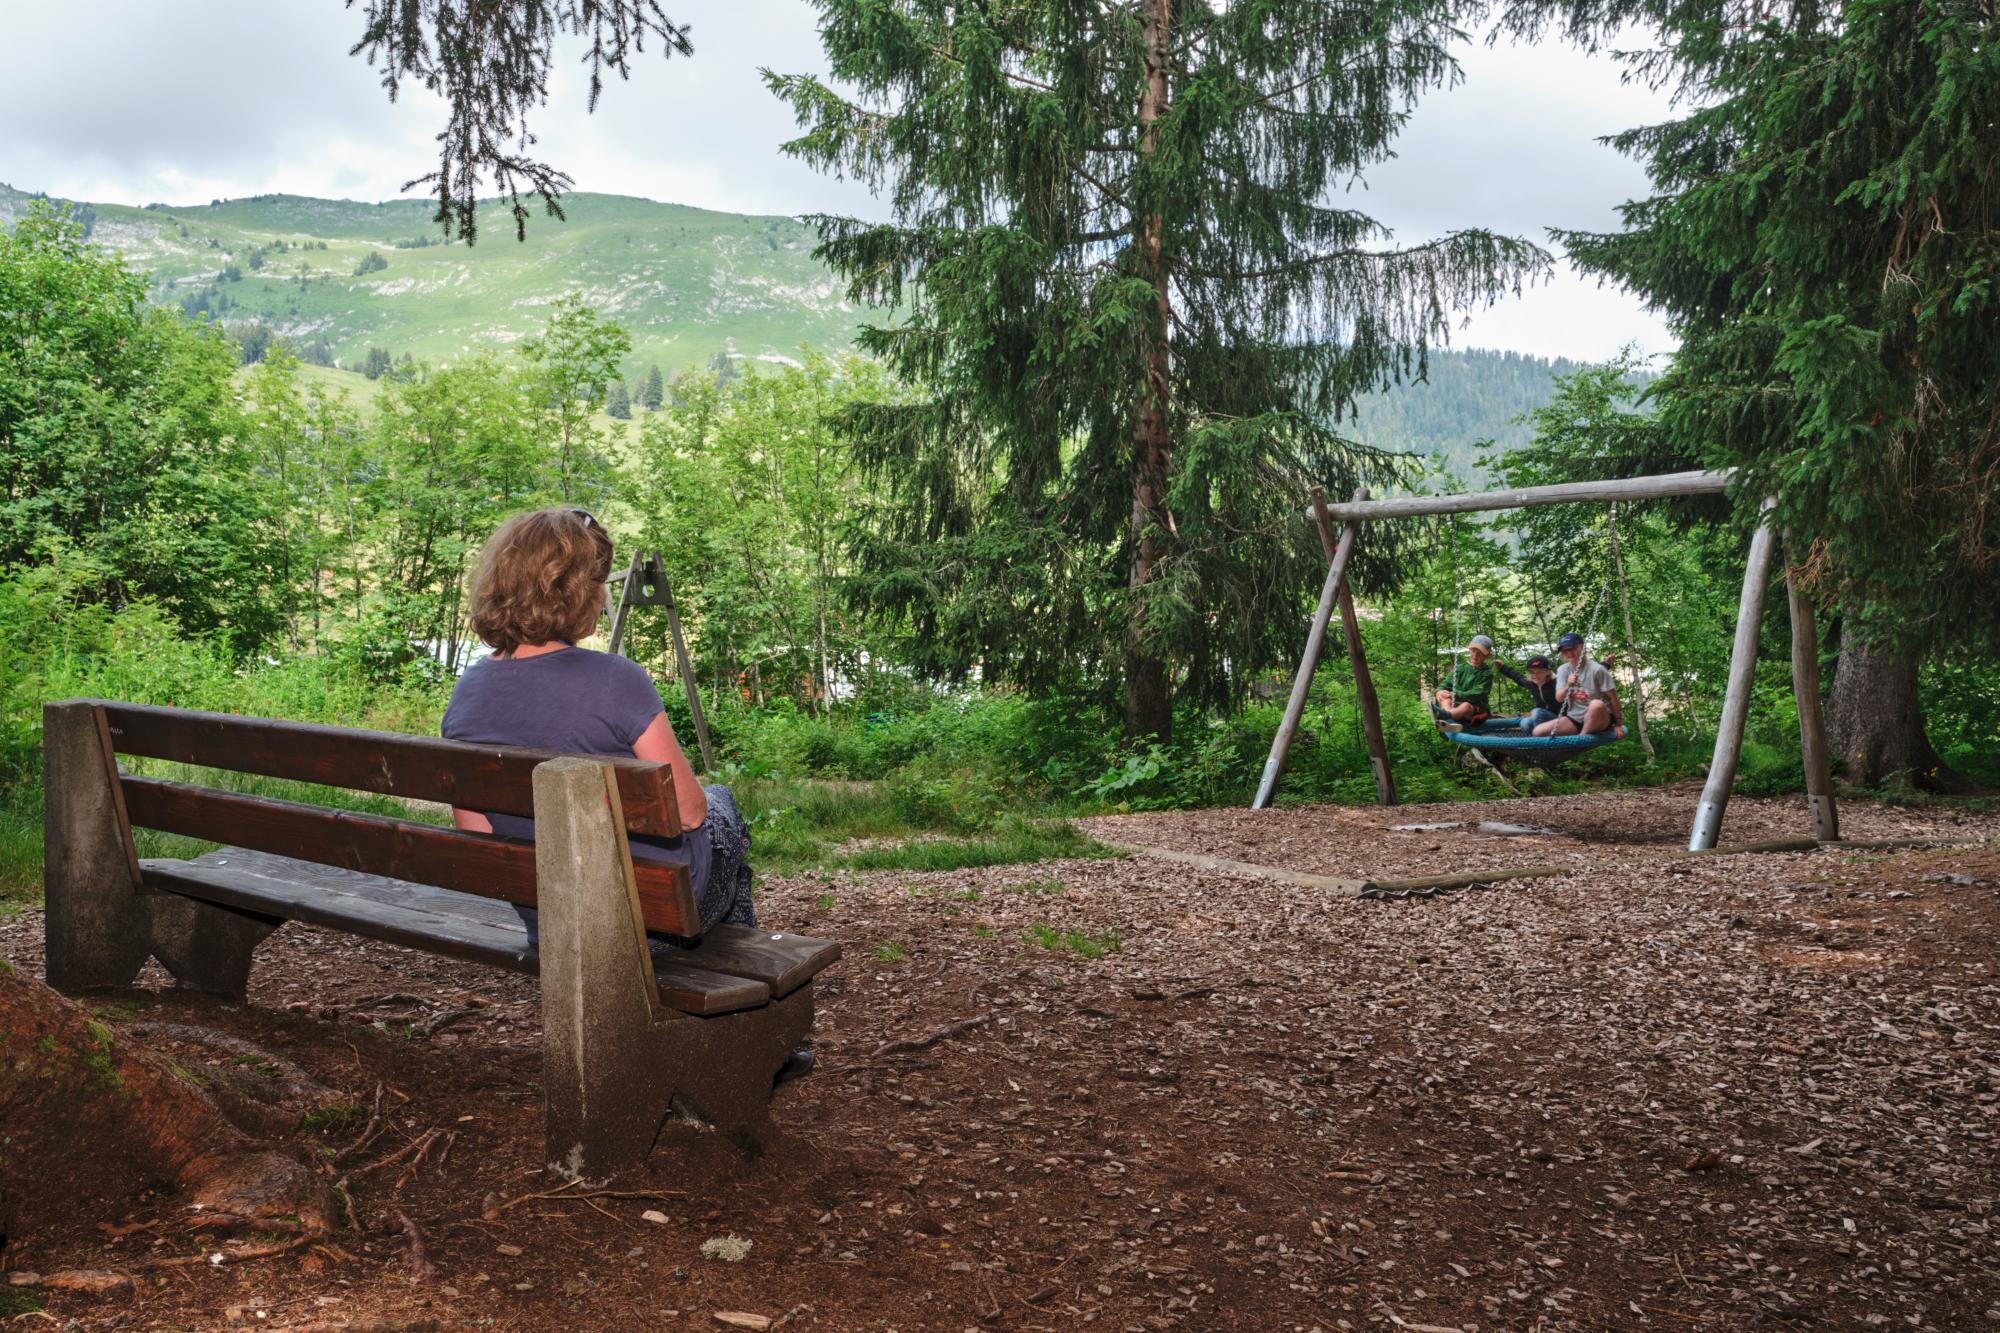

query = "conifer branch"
(348, 0), (693, 243)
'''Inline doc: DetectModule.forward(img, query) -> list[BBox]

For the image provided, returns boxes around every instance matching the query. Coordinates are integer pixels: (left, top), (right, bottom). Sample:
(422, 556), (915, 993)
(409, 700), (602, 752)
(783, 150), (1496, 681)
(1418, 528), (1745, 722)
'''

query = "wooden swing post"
(607, 552), (718, 773)
(1312, 488), (1397, 807)
(1688, 501), (1778, 851)
(1252, 492), (1361, 810)
(1786, 547), (1840, 842)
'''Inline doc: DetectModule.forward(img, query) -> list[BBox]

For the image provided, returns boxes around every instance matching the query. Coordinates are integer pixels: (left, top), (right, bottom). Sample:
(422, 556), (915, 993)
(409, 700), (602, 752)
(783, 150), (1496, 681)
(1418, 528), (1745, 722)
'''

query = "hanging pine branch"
(348, 0), (693, 243)
(771, 0), (1548, 738)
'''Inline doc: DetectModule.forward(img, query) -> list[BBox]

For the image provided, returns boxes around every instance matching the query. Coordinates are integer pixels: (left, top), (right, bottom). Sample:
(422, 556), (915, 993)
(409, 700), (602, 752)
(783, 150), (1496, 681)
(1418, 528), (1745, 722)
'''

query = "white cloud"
(0, 2), (1675, 360)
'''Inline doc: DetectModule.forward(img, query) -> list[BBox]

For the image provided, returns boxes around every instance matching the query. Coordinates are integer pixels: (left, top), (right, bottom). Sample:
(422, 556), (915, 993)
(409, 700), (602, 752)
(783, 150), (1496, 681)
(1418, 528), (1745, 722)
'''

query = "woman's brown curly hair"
(467, 508), (614, 654)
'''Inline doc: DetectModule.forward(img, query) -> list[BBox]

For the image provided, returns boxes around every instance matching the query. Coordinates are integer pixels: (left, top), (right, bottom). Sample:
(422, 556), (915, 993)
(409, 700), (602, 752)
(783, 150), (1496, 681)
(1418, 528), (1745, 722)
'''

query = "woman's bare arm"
(451, 808), (493, 834)
(633, 711), (709, 831)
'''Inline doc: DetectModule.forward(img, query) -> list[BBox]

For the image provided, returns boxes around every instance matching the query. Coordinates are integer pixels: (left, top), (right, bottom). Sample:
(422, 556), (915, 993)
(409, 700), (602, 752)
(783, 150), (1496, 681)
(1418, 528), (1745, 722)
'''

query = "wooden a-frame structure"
(605, 552), (718, 773)
(1250, 469), (1841, 852)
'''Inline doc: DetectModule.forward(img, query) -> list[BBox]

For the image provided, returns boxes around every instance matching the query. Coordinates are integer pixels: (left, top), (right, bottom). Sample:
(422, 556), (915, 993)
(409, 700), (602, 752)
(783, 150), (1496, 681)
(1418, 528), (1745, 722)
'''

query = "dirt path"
(3, 790), (1997, 1330)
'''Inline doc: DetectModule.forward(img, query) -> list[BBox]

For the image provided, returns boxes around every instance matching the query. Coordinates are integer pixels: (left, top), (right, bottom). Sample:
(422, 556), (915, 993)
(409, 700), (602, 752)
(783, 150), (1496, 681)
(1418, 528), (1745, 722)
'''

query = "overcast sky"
(0, 2), (1676, 362)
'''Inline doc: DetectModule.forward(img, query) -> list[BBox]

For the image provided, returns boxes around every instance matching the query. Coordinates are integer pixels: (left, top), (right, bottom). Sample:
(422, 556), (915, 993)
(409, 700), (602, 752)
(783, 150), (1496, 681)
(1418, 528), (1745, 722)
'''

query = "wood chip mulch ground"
(3, 787), (1998, 1331)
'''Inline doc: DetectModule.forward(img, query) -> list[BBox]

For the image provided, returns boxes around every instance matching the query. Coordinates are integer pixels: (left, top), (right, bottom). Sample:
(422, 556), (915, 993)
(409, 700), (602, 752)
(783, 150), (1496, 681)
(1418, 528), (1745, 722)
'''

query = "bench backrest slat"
(121, 776), (701, 939)
(100, 701), (680, 838)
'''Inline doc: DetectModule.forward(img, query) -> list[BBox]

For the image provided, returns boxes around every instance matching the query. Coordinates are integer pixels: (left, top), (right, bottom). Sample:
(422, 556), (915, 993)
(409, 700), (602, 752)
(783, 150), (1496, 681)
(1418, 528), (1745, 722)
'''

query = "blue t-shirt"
(440, 647), (711, 894)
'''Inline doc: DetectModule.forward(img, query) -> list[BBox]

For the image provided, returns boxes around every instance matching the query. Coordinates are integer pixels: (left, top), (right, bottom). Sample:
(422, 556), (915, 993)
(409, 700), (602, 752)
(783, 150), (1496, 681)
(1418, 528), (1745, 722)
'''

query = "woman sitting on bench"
(441, 507), (759, 949)
(444, 507), (812, 1086)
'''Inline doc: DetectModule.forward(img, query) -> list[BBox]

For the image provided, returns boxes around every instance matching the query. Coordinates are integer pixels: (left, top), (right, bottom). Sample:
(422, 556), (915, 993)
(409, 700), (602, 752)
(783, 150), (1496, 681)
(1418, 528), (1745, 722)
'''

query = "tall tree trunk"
(1827, 629), (1975, 793)
(1124, 0), (1174, 743)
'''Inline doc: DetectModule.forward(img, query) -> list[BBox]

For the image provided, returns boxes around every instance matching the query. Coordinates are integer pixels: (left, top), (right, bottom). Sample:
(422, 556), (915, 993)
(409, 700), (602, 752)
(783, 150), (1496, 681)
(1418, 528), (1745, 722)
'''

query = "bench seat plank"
(140, 850), (770, 1016)
(673, 926), (844, 999)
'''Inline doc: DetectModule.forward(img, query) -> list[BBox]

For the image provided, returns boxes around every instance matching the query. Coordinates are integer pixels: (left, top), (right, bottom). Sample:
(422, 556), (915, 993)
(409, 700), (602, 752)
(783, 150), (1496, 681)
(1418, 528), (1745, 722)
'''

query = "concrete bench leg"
(147, 895), (281, 998)
(534, 757), (805, 1182)
(45, 700), (281, 998)
(43, 702), (152, 992)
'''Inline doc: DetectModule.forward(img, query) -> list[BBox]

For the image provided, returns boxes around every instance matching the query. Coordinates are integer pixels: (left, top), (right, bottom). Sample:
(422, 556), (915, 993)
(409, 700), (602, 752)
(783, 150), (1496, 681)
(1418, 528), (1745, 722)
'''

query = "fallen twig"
(359, 1126), (440, 1178)
(333, 1084), (387, 1166)
(396, 1211), (437, 1282)
(131, 1235), (319, 1271)
(186, 1213), (319, 1235)
(488, 1181), (688, 1215)
(395, 1128), (449, 1188)
(870, 1013), (993, 1060)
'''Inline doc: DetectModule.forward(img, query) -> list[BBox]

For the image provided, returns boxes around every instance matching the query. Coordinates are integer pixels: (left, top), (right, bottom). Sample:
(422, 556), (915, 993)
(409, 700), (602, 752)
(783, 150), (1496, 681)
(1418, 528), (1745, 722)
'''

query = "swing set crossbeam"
(1311, 468), (1733, 524)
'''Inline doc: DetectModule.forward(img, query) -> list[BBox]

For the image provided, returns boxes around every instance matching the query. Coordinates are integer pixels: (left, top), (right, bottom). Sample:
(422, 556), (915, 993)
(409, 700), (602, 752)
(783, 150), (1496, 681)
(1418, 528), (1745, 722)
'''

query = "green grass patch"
(833, 821), (1107, 874)
(873, 942), (907, 963)
(971, 925), (996, 938)
(814, 892), (836, 911)
(301, 1103), (364, 1135)
(1006, 876), (1066, 895)
(0, 1287), (46, 1318)
(1023, 924), (1122, 960)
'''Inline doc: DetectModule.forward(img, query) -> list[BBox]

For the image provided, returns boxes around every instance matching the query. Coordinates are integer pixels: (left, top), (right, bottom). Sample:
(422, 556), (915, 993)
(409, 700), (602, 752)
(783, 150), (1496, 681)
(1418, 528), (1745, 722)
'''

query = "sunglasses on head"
(571, 509), (601, 529)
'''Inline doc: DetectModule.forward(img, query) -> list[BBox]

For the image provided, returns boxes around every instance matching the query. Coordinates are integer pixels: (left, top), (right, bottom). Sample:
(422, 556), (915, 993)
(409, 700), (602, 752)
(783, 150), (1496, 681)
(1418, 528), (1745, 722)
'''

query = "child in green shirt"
(1432, 634), (1496, 729)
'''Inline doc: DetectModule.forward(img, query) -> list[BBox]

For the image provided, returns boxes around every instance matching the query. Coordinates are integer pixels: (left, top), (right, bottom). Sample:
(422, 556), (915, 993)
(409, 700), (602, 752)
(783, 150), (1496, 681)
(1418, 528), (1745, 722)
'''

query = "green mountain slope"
(3, 184), (1618, 466)
(1345, 347), (1613, 487)
(0, 184), (860, 374)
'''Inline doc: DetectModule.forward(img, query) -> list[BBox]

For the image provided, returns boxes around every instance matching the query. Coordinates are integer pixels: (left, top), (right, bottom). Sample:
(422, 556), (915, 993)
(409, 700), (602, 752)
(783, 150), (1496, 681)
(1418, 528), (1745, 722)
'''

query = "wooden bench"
(41, 699), (840, 1180)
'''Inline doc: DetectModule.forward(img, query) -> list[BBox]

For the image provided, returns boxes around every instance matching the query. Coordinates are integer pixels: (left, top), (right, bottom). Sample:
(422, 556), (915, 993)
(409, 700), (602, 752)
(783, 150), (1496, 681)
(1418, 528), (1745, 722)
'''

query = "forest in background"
(3, 198), (1993, 905)
(6, 0), (1998, 907)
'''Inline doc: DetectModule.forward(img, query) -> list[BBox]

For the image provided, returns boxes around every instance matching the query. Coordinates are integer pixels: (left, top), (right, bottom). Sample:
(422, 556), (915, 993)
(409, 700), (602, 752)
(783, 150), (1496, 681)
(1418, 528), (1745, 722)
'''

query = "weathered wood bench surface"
(43, 699), (840, 1180)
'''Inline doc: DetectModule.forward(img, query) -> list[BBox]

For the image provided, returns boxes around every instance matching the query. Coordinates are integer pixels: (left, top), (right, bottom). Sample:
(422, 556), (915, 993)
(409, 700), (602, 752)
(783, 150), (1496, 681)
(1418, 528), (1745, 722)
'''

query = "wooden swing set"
(1250, 470), (1842, 853)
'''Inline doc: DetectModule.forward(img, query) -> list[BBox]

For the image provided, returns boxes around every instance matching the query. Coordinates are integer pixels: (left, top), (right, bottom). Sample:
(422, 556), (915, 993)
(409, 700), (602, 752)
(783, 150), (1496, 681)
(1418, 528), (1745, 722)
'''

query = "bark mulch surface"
(3, 789), (1998, 1331)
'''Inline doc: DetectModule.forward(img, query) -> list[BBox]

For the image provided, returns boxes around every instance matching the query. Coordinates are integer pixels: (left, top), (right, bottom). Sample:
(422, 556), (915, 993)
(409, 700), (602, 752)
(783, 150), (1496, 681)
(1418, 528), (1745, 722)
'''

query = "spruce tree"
(642, 363), (665, 411)
(771, 0), (1546, 738)
(606, 379), (633, 419)
(1517, 0), (2000, 787)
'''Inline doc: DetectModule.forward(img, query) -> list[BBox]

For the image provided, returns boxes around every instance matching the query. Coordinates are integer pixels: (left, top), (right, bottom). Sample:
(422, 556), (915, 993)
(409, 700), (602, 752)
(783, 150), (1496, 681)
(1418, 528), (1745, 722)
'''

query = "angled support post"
(607, 553), (717, 773)
(1312, 487), (1396, 806)
(1253, 492), (1361, 809)
(1786, 549), (1840, 842)
(1689, 502), (1779, 850)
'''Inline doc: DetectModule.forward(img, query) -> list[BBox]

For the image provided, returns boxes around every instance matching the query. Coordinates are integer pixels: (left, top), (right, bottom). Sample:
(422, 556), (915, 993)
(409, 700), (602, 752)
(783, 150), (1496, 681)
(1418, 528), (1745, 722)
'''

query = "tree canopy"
(772, 0), (1547, 738)
(348, 0), (694, 242)
(1516, 0), (1999, 658)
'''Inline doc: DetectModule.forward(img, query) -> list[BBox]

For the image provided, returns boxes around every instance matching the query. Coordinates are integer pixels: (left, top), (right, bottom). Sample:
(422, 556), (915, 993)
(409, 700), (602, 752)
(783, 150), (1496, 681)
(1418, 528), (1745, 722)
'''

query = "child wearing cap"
(1532, 632), (1626, 738)
(1497, 652), (1561, 730)
(1432, 634), (1496, 729)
